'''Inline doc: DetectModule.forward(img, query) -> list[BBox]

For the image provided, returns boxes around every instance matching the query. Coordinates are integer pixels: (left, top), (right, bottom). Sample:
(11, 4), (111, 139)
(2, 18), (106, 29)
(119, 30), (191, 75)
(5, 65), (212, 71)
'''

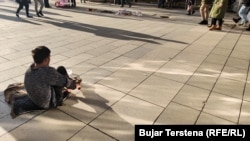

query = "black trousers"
(16, 0), (30, 16)
(211, 18), (223, 26)
(71, 0), (76, 7)
(44, 0), (50, 7)
(120, 0), (131, 6)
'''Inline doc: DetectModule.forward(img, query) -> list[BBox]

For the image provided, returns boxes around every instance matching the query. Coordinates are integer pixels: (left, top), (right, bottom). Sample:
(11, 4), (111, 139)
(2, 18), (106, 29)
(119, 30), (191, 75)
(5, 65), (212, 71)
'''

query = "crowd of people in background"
(16, 0), (51, 18)
(14, 0), (249, 31)
(158, 0), (250, 31)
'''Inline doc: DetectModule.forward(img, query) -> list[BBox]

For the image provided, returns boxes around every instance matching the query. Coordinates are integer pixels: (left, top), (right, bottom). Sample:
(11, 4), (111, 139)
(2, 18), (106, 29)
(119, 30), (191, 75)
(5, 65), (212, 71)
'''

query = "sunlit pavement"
(1, 0), (250, 140)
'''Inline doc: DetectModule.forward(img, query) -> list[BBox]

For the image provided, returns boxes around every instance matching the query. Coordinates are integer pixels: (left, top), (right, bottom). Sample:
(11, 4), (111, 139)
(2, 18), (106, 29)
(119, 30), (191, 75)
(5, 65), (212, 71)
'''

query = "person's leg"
(191, 5), (195, 14)
(199, 4), (205, 20)
(204, 5), (209, 21)
(239, 5), (248, 25)
(216, 18), (223, 30)
(120, 0), (124, 7)
(34, 0), (40, 17)
(38, 0), (44, 16)
(187, 5), (191, 15)
(16, 2), (24, 17)
(44, 0), (51, 7)
(11, 95), (43, 118)
(24, 2), (32, 17)
(169, 0), (173, 8)
(158, 0), (161, 8)
(55, 66), (70, 106)
(209, 18), (217, 30)
(199, 4), (209, 24)
(161, 0), (164, 8)
(127, 0), (131, 7)
(238, 5), (246, 24)
(191, 0), (195, 14)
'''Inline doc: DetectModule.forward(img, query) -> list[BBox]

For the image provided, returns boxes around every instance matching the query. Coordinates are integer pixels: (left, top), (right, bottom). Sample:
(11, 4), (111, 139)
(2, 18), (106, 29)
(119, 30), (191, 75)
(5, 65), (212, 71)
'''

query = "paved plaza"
(1, 0), (250, 140)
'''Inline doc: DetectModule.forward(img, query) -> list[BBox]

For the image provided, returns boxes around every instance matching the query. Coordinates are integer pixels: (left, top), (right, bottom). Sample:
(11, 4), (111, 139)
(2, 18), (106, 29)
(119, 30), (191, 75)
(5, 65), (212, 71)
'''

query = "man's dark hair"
(32, 46), (51, 64)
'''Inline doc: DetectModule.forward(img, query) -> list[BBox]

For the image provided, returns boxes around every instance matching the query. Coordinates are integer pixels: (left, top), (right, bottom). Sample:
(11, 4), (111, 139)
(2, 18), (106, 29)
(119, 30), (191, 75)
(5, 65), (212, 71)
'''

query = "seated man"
(11, 46), (79, 118)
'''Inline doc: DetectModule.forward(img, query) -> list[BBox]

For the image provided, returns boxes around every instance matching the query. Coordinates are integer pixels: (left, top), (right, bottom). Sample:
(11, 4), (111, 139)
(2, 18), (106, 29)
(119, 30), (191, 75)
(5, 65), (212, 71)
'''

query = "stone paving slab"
(1, 0), (250, 140)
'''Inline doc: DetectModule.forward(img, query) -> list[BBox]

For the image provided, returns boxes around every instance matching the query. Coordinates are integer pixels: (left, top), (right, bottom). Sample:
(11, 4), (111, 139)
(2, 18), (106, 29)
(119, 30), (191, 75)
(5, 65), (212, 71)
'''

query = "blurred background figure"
(186, 0), (196, 15)
(209, 0), (228, 30)
(198, 0), (214, 24)
(44, 0), (51, 8)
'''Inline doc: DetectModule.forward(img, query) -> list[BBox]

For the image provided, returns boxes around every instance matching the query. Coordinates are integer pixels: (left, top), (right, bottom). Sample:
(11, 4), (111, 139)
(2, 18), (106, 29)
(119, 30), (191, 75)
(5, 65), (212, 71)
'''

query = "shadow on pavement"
(31, 15), (188, 44)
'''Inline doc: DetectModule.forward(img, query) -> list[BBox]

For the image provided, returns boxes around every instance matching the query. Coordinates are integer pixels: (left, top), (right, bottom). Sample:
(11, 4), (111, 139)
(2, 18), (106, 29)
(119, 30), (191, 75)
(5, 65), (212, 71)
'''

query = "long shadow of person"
(31, 16), (188, 45)
(58, 83), (159, 141)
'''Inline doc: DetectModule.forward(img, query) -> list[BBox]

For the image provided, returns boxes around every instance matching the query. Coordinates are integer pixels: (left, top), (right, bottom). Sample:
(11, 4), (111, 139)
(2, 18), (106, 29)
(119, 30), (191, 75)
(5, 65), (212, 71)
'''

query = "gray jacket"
(24, 64), (74, 109)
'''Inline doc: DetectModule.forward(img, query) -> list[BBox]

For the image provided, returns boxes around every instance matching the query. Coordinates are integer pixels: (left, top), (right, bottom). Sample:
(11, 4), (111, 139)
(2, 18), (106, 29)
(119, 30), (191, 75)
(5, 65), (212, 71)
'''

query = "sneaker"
(233, 17), (241, 23)
(36, 12), (41, 17)
(199, 20), (208, 25)
(238, 22), (244, 26)
(39, 11), (44, 16)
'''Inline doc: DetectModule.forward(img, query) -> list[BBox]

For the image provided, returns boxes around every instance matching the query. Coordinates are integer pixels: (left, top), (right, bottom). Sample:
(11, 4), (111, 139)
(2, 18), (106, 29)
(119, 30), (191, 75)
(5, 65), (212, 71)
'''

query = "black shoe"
(27, 15), (33, 18)
(129, 3), (131, 7)
(120, 5), (124, 7)
(233, 17), (241, 23)
(199, 20), (208, 25)
(36, 12), (41, 17)
(16, 13), (19, 18)
(192, 10), (195, 15)
(39, 11), (44, 16)
(246, 27), (250, 31)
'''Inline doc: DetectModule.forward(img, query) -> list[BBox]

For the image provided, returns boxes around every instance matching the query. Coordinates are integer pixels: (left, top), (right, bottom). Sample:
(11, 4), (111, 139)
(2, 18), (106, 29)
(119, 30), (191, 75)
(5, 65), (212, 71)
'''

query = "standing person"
(158, 0), (165, 8)
(11, 46), (79, 118)
(16, 0), (32, 18)
(44, 0), (51, 8)
(208, 0), (228, 30)
(186, 0), (196, 15)
(234, 0), (250, 25)
(120, 0), (131, 7)
(198, 0), (214, 24)
(34, 0), (44, 17)
(71, 0), (76, 7)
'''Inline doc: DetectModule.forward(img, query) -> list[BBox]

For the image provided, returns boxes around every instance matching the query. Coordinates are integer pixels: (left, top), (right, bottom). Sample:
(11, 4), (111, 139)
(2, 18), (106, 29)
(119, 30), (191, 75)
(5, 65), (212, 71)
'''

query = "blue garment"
(238, 5), (250, 24)
(120, 0), (131, 7)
